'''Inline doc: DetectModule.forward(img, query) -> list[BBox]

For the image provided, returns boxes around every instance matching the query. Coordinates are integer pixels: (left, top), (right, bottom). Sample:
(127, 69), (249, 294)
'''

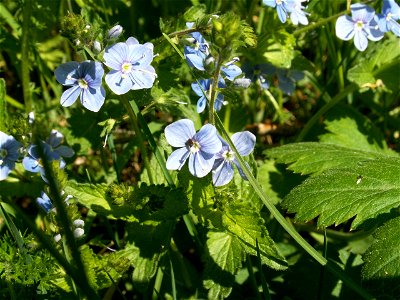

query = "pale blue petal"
(277, 5), (287, 23)
(0, 165), (12, 180)
(23, 156), (40, 173)
(191, 80), (209, 97)
(55, 61), (79, 85)
(60, 86), (80, 107)
(222, 65), (242, 81)
(195, 124), (221, 154)
(47, 130), (63, 148)
(233, 160), (250, 180)
(389, 19), (400, 36)
(104, 43), (127, 70)
(55, 146), (75, 158)
(37, 192), (53, 213)
(166, 147), (190, 170)
(197, 96), (207, 113)
(354, 30), (368, 51)
(351, 4), (375, 23)
(105, 70), (132, 95)
(129, 67), (156, 89)
(263, 0), (276, 8)
(377, 15), (390, 32)
(84, 61), (104, 87)
(128, 45), (153, 67)
(231, 131), (256, 156)
(212, 160), (234, 187)
(165, 119), (196, 147)
(188, 151), (215, 178)
(335, 16), (355, 40)
(81, 86), (105, 112)
(214, 93), (224, 112)
(126, 37), (139, 46)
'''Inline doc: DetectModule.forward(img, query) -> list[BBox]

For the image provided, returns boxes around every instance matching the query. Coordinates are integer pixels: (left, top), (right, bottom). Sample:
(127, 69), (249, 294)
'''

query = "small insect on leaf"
(356, 175), (363, 185)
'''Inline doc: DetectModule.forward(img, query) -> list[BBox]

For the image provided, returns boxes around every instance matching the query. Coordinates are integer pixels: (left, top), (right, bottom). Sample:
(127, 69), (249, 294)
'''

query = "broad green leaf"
(263, 30), (295, 68)
(362, 217), (400, 297)
(319, 117), (393, 154)
(203, 231), (245, 299)
(347, 62), (375, 87)
(223, 204), (287, 270)
(282, 156), (400, 229)
(123, 220), (175, 292)
(66, 181), (188, 222)
(347, 38), (400, 90)
(266, 142), (386, 175)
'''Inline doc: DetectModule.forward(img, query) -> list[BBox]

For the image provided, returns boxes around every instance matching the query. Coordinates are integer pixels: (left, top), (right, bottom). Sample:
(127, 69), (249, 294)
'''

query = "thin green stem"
(215, 113), (373, 299)
(209, 57), (222, 125)
(21, 0), (32, 112)
(152, 266), (164, 300)
(107, 133), (120, 183)
(120, 95), (154, 184)
(293, 12), (344, 37)
(0, 79), (6, 131)
(34, 137), (98, 299)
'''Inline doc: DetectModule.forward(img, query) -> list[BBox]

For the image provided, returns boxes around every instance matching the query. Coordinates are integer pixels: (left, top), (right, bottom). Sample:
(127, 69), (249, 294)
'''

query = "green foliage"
(362, 217), (400, 298)
(282, 156), (400, 229)
(0, 233), (61, 297)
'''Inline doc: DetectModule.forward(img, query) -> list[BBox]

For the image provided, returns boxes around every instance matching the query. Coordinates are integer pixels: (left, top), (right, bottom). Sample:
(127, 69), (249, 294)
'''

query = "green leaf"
(362, 217), (400, 297)
(123, 220), (175, 292)
(319, 116), (393, 154)
(282, 156), (400, 229)
(0, 78), (6, 131)
(263, 30), (295, 68)
(266, 142), (386, 176)
(223, 203), (287, 270)
(203, 231), (245, 299)
(347, 62), (375, 87)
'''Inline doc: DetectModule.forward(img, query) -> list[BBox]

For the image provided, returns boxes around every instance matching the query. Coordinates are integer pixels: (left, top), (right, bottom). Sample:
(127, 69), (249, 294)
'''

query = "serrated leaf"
(266, 142), (385, 176)
(203, 231), (245, 299)
(347, 62), (375, 87)
(65, 181), (136, 220)
(320, 116), (393, 154)
(223, 204), (287, 270)
(123, 220), (175, 292)
(263, 30), (295, 68)
(282, 156), (400, 229)
(362, 217), (400, 297)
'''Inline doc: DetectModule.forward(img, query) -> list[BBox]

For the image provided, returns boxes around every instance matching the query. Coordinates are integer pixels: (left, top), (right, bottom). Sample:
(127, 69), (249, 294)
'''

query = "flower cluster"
(184, 23), (244, 113)
(23, 130), (74, 182)
(55, 26), (157, 112)
(165, 119), (255, 186)
(263, 0), (309, 25)
(335, 1), (399, 52)
(0, 131), (21, 181)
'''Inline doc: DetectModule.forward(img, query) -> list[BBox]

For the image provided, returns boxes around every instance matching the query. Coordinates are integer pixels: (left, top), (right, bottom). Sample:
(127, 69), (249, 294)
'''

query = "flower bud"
(107, 25), (123, 39)
(54, 234), (62, 243)
(93, 40), (101, 53)
(74, 228), (85, 239)
(73, 219), (85, 228)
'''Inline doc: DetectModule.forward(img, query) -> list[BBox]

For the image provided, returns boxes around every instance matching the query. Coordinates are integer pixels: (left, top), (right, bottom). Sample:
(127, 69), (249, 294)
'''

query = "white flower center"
(386, 12), (392, 21)
(121, 62), (132, 79)
(0, 159), (3, 165)
(222, 150), (235, 162)
(78, 79), (88, 89)
(186, 139), (201, 153)
(355, 20), (364, 30)
(277, 0), (283, 4)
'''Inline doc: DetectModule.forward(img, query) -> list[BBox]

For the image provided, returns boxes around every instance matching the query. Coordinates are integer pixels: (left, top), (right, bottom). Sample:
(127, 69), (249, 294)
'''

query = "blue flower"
(23, 130), (74, 182)
(263, 0), (290, 23)
(184, 22), (210, 71)
(286, 0), (309, 26)
(55, 61), (106, 112)
(212, 131), (256, 187)
(221, 58), (242, 81)
(107, 24), (123, 40)
(377, 0), (400, 36)
(0, 131), (21, 181)
(335, 3), (384, 51)
(191, 78), (226, 113)
(165, 119), (222, 178)
(104, 37), (157, 95)
(263, 0), (309, 25)
(36, 191), (53, 213)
